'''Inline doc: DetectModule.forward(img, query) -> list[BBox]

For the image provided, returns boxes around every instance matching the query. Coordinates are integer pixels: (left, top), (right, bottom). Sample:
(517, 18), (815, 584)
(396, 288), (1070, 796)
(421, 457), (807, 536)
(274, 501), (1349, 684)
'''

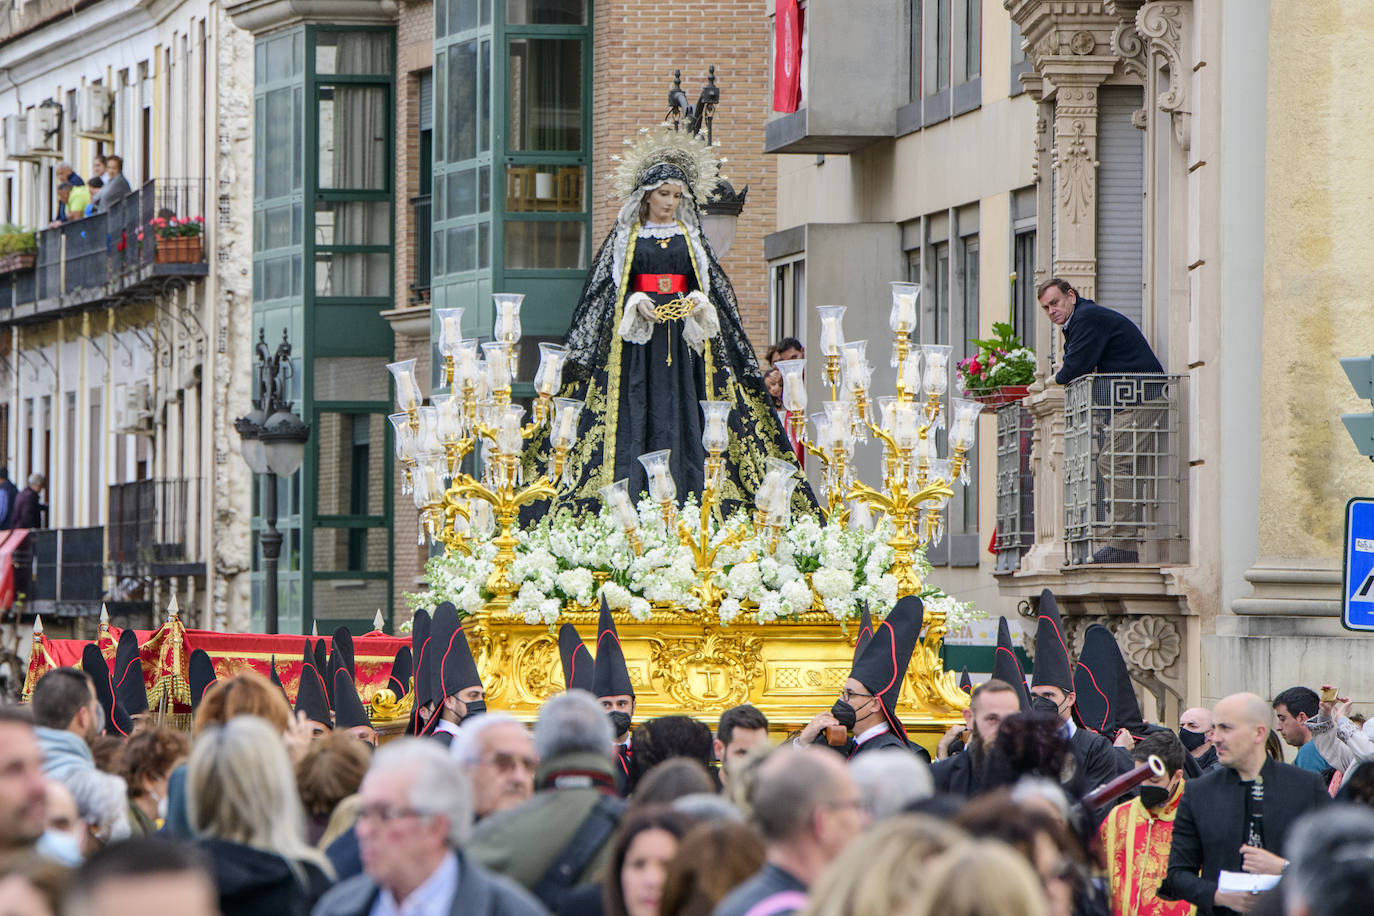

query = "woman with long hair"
(601, 806), (695, 916)
(188, 715), (333, 915)
(660, 819), (764, 916)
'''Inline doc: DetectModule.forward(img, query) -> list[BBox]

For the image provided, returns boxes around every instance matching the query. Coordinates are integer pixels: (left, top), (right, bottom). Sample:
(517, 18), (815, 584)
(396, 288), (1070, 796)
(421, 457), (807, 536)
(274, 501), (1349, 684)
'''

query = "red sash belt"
(632, 273), (689, 294)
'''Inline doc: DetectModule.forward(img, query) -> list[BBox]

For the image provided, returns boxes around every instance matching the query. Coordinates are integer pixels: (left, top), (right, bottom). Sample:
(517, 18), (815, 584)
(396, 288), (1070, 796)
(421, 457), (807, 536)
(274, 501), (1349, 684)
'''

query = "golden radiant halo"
(610, 123), (726, 207)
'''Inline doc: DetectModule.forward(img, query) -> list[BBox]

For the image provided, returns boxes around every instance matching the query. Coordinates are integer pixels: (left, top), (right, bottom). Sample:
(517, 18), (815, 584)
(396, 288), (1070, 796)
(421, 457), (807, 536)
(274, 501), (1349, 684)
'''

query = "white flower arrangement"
(406, 498), (982, 632)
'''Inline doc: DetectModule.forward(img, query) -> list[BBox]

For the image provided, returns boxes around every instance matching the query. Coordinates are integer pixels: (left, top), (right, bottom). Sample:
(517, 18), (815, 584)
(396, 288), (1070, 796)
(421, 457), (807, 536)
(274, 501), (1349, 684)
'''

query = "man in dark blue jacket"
(1040, 279), (1165, 563)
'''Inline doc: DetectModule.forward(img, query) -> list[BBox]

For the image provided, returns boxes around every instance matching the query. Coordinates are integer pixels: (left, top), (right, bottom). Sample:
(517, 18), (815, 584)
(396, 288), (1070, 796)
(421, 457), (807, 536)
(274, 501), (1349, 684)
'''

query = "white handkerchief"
(1217, 871), (1281, 894)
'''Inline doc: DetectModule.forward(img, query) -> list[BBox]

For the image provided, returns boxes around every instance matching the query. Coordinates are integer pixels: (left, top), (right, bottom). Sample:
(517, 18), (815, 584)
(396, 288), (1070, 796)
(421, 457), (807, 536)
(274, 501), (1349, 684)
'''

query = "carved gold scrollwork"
(646, 629), (763, 710)
(508, 633), (560, 705)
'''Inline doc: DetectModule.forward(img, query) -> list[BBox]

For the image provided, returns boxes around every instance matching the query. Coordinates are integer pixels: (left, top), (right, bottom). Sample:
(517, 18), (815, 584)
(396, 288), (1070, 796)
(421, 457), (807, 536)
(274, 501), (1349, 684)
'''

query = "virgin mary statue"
(531, 124), (815, 520)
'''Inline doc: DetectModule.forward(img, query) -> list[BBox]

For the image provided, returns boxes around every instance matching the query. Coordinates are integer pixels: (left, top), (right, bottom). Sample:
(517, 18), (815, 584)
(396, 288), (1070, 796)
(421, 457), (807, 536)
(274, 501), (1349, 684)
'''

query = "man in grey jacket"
(311, 739), (546, 916)
(31, 667), (129, 842)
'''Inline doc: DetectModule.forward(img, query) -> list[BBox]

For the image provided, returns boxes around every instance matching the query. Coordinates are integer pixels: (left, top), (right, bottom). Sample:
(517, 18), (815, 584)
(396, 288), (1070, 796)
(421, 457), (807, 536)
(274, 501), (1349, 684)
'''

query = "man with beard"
(1028, 590), (1126, 794)
(31, 667), (130, 841)
(930, 679), (1024, 796)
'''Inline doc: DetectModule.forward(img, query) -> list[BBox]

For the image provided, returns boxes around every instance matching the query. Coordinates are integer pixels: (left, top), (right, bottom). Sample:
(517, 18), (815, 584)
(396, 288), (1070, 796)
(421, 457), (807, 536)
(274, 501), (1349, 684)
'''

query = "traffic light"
(1341, 355), (1374, 457)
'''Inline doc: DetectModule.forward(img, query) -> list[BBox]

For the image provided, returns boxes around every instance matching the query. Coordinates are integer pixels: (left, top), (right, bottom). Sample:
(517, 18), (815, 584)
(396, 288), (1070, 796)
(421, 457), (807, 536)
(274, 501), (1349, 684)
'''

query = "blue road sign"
(1342, 498), (1374, 631)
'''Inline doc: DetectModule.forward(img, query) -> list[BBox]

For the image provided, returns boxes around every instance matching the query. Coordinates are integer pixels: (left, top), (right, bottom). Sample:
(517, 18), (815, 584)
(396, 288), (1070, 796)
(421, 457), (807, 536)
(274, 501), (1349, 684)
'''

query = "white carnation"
(600, 581), (632, 610)
(781, 578), (813, 611)
(718, 597), (742, 624)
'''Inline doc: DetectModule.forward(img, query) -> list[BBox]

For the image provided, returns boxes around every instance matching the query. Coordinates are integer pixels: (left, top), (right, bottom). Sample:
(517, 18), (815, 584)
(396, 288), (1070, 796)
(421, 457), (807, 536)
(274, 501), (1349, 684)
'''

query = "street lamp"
(234, 328), (310, 634)
(668, 66), (749, 259)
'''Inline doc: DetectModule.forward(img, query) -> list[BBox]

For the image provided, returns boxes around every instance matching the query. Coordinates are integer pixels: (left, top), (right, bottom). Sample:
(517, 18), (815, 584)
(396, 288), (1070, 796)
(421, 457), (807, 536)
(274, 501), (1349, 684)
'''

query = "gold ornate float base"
(458, 606), (970, 754)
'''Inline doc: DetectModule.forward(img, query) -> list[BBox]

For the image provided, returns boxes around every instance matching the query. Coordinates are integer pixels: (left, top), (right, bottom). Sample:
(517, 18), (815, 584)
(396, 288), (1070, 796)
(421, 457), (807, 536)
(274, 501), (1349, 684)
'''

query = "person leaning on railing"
(1038, 278), (1166, 564)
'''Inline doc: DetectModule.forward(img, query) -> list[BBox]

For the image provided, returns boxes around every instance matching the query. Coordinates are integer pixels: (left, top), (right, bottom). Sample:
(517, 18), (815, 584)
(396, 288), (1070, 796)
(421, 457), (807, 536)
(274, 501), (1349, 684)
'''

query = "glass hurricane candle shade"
(432, 394), (464, 444)
(821, 401), (855, 451)
(775, 359), (807, 413)
(700, 401), (731, 454)
(840, 341), (868, 388)
(600, 479), (639, 531)
(497, 406), (525, 454)
(817, 305), (847, 356)
(416, 406), (443, 455)
(921, 344), (952, 397)
(387, 359), (423, 413)
(481, 342), (511, 393)
(755, 457), (797, 517)
(949, 399), (982, 452)
(534, 343), (569, 398)
(889, 281), (920, 335)
(551, 398), (584, 450)
(492, 294), (524, 344)
(455, 340), (481, 391)
(898, 351), (922, 398)
(436, 308), (465, 360)
(389, 413), (417, 461)
(638, 449), (677, 504)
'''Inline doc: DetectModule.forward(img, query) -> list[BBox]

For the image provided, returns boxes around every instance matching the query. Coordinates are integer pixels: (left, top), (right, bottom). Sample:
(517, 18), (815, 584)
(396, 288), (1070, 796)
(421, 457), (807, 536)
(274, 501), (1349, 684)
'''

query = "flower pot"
(455, 604), (969, 746)
(967, 385), (1032, 409)
(155, 236), (203, 264)
(0, 253), (36, 273)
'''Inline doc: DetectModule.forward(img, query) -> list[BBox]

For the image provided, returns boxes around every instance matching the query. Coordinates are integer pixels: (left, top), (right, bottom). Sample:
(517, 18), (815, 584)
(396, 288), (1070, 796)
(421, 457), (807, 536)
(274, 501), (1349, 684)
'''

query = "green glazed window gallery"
(249, 1), (591, 634)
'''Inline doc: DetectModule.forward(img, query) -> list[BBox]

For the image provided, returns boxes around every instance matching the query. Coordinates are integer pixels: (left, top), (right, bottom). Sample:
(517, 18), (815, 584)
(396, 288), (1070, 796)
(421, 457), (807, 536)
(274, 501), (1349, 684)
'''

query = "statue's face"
(645, 183), (683, 224)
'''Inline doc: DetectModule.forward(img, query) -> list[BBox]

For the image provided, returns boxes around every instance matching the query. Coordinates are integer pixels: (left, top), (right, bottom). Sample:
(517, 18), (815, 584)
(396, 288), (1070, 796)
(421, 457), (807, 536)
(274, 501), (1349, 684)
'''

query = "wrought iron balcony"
(108, 478), (205, 578)
(994, 373), (1189, 607)
(20, 527), (105, 617)
(0, 179), (207, 323)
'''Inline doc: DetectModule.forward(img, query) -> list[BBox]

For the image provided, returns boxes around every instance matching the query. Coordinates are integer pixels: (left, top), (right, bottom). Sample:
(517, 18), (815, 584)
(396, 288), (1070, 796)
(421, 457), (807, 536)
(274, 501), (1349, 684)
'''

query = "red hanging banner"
(773, 0), (803, 113)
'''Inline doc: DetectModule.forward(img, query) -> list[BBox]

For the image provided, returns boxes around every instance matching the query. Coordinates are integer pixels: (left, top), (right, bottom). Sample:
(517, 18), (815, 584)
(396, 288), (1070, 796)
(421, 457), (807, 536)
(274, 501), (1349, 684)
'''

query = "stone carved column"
(1047, 80), (1102, 300)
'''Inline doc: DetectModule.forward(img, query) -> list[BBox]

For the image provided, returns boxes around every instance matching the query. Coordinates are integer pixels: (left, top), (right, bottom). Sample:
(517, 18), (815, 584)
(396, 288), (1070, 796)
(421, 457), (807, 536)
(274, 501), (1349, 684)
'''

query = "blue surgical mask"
(37, 829), (84, 865)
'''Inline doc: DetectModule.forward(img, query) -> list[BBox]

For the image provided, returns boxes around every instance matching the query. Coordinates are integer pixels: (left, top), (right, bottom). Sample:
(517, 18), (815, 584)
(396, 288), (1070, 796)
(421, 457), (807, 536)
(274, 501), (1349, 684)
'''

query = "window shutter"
(419, 71), (433, 132)
(1096, 86), (1145, 327)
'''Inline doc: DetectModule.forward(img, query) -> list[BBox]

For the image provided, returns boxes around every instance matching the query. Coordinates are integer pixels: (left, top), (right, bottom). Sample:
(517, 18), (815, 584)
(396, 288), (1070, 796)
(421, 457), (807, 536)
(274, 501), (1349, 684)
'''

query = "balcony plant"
(956, 321), (1037, 407)
(150, 215), (204, 264)
(0, 225), (38, 273)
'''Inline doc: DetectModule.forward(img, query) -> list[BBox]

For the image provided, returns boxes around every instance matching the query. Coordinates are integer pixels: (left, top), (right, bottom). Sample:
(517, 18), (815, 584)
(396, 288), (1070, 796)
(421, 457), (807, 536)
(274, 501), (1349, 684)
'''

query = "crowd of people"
(48, 155), (132, 227)
(1, 590), (1372, 916)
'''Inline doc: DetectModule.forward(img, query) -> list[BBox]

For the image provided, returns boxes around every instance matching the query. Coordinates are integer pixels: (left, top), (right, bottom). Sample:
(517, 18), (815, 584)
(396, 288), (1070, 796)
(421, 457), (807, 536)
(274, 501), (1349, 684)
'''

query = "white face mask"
(37, 829), (84, 865)
(154, 790), (168, 821)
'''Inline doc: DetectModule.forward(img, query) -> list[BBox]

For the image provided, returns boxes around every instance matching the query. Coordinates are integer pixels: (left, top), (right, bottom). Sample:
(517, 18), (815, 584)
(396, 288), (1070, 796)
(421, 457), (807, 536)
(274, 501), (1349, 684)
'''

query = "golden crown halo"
(609, 123), (728, 207)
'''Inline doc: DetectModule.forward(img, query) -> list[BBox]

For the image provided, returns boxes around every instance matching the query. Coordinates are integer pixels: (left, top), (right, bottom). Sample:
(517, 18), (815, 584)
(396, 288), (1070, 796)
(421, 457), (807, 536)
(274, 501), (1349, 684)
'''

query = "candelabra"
(787, 282), (982, 597)
(387, 295), (582, 603)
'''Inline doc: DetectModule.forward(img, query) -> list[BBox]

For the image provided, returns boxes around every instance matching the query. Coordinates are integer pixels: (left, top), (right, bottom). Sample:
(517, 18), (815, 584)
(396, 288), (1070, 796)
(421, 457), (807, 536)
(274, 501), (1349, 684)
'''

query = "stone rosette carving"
(1120, 616), (1181, 673)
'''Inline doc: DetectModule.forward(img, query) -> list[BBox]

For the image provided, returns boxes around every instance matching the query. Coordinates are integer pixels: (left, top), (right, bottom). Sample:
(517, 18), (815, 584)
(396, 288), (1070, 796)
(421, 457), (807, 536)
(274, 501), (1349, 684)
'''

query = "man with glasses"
(713, 747), (868, 916)
(313, 738), (545, 916)
(451, 713), (537, 821)
(795, 596), (925, 760)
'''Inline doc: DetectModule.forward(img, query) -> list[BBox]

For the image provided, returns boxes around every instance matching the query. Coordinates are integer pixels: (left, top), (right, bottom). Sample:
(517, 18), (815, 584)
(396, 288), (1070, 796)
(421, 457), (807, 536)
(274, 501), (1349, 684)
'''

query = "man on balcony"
(90, 155), (131, 214)
(1039, 278), (1165, 564)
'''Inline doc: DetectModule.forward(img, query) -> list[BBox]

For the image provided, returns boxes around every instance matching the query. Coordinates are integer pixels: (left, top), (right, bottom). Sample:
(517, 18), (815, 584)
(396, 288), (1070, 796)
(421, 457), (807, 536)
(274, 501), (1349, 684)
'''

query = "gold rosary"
(653, 297), (696, 366)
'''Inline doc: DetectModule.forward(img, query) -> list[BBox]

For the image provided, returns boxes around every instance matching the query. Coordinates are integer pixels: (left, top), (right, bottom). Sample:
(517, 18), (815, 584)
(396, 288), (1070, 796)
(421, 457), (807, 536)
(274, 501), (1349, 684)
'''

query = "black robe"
(528, 220), (815, 521)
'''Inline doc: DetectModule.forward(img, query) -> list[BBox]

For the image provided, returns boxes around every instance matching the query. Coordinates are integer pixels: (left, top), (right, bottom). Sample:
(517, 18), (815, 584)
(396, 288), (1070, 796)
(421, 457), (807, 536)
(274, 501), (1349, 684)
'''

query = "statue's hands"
(637, 296), (661, 323)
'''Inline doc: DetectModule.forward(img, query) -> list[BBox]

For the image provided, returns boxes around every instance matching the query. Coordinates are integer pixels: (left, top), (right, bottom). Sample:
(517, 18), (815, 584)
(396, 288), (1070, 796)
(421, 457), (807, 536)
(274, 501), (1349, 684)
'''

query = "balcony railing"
(2, 178), (207, 320)
(108, 478), (204, 577)
(994, 404), (1035, 573)
(20, 527), (105, 614)
(411, 194), (431, 303)
(1063, 374), (1187, 566)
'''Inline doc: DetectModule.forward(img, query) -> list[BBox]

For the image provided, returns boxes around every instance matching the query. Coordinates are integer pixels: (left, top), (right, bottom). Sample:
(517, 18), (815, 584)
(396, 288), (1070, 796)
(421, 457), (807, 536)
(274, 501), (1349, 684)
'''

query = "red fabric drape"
(773, 0), (803, 113)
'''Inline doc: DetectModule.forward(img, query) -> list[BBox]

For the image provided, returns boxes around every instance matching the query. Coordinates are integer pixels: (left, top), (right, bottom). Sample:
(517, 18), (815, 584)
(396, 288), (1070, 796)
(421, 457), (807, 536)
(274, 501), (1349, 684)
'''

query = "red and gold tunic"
(1098, 783), (1195, 916)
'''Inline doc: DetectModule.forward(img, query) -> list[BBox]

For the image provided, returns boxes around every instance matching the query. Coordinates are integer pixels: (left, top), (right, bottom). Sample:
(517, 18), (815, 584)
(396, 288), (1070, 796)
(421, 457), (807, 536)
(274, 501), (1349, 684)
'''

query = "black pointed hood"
(83, 643), (132, 736)
(852, 605), (875, 666)
(112, 628), (148, 716)
(430, 601), (481, 703)
(992, 617), (1031, 711)
(1032, 589), (1074, 692)
(268, 654), (289, 703)
(312, 639), (330, 706)
(559, 624), (595, 692)
(849, 596), (923, 745)
(332, 665), (371, 731)
(959, 667), (972, 694)
(408, 608), (433, 736)
(296, 642), (332, 727)
(592, 597), (634, 698)
(328, 626), (356, 686)
(1073, 624), (1148, 737)
(387, 646), (412, 699)
(188, 648), (219, 716)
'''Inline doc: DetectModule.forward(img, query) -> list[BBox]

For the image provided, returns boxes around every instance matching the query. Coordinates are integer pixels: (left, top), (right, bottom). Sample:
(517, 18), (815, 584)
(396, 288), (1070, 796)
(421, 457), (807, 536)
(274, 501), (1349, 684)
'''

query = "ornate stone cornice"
(1137, 1), (1192, 145)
